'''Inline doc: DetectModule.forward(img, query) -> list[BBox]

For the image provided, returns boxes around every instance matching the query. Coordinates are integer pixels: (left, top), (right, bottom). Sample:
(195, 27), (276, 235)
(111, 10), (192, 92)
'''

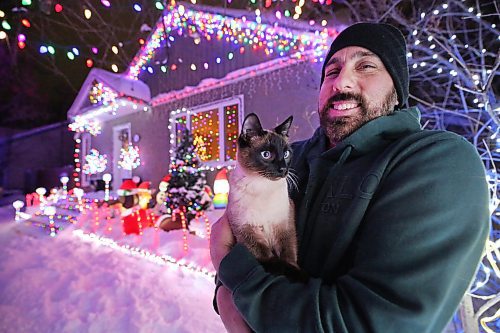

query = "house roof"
(68, 3), (337, 126)
(67, 68), (151, 119)
(126, 2), (336, 81)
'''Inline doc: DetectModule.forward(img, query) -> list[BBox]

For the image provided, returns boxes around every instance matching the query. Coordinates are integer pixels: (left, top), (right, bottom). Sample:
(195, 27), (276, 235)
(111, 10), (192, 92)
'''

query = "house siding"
(139, 28), (287, 97)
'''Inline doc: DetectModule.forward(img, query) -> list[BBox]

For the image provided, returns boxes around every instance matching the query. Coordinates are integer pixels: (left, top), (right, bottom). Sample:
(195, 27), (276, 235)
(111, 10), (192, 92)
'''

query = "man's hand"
(210, 214), (235, 272)
(210, 215), (251, 332)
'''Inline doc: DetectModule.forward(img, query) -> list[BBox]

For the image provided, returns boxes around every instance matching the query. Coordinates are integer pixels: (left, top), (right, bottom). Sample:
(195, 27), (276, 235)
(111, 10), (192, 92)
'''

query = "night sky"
(0, 0), (161, 129)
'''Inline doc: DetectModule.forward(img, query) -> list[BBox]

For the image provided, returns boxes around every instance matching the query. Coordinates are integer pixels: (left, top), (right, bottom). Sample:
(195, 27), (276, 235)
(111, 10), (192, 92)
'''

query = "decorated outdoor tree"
(166, 129), (209, 224)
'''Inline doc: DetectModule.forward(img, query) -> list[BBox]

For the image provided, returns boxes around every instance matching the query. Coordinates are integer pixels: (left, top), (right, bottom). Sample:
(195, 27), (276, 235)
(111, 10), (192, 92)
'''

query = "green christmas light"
(155, 1), (164, 10)
(47, 46), (55, 54)
(22, 0), (32, 6)
(2, 20), (11, 30)
(67, 51), (75, 60)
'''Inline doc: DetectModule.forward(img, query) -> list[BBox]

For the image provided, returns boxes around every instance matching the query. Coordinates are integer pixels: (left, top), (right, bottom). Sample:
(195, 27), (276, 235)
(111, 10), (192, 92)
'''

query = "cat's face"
(237, 113), (293, 181)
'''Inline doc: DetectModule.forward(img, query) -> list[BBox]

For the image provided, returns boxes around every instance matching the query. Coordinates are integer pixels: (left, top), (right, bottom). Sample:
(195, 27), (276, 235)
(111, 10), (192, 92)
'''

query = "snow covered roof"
(67, 68), (151, 119)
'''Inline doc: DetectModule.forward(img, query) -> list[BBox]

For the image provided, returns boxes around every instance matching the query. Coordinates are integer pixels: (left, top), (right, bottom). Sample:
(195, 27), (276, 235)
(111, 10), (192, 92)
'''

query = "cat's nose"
(279, 167), (287, 176)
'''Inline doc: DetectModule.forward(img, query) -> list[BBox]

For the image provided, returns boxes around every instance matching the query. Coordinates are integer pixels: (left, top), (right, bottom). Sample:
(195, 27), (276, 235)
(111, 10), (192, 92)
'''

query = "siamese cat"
(227, 113), (304, 279)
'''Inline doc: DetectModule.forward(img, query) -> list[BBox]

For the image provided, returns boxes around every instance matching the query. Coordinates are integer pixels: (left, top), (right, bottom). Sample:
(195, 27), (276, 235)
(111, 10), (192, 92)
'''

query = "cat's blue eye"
(284, 150), (291, 159)
(261, 151), (272, 159)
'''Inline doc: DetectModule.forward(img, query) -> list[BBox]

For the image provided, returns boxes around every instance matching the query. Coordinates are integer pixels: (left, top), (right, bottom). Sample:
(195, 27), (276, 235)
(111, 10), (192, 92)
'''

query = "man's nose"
(332, 68), (354, 93)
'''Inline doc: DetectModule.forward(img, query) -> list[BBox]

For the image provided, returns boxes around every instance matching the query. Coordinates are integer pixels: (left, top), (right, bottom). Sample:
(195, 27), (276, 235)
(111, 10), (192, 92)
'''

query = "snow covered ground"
(0, 199), (461, 333)
(0, 204), (225, 333)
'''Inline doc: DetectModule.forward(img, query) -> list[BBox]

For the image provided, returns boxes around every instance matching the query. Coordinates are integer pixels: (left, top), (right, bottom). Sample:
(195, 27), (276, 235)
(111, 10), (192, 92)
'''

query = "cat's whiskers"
(286, 169), (299, 192)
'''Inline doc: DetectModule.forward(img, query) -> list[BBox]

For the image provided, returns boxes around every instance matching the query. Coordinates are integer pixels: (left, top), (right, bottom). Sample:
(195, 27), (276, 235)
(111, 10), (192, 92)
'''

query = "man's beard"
(319, 88), (398, 144)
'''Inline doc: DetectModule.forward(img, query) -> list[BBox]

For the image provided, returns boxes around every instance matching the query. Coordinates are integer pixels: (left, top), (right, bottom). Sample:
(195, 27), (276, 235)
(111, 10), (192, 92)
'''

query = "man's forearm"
(217, 286), (252, 333)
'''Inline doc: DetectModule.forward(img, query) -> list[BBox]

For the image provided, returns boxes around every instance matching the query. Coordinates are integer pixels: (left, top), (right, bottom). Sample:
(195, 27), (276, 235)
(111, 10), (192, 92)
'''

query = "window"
(171, 96), (243, 168)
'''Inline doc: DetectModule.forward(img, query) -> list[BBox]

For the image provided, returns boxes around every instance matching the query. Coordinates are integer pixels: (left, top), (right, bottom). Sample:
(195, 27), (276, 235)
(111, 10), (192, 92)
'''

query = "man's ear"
(274, 115), (293, 136)
(241, 113), (263, 138)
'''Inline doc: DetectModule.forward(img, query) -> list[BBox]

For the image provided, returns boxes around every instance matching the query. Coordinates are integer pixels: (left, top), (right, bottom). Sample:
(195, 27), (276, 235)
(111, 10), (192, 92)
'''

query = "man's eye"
(326, 70), (339, 76)
(284, 150), (291, 159)
(261, 151), (272, 159)
(359, 63), (376, 70)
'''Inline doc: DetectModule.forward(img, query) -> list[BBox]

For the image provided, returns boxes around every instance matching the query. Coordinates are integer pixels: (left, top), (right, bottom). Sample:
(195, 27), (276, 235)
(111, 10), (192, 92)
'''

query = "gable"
(68, 68), (151, 119)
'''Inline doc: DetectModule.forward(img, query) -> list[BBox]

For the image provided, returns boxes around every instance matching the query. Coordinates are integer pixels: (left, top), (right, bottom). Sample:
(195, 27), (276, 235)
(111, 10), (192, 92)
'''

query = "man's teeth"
(332, 103), (358, 110)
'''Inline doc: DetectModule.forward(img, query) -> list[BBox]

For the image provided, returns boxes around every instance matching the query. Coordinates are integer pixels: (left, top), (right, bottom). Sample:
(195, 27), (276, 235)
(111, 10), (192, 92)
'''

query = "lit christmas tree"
(166, 129), (209, 224)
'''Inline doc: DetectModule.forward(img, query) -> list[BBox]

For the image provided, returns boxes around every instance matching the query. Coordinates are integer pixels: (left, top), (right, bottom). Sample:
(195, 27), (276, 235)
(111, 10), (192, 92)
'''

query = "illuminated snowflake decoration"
(118, 145), (141, 170)
(83, 149), (107, 174)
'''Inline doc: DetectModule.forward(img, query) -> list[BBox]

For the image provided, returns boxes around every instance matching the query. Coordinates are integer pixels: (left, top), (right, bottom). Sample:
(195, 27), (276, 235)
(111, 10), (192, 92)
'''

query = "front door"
(112, 123), (132, 191)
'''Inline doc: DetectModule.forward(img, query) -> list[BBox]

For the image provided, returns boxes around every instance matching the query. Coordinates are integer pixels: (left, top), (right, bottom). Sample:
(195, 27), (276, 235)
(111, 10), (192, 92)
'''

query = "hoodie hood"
(303, 107), (422, 162)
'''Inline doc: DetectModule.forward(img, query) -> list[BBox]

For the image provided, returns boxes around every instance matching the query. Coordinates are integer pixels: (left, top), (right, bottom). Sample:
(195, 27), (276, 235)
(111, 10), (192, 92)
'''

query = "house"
(67, 3), (338, 192)
(0, 122), (74, 194)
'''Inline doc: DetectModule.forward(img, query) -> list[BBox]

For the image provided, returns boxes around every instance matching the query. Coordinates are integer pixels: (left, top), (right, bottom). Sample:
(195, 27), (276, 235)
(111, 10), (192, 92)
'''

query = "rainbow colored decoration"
(212, 168), (229, 209)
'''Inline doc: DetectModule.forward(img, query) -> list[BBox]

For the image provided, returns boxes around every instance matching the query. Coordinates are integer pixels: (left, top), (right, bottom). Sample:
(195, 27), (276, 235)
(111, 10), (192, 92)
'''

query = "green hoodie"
(217, 107), (490, 333)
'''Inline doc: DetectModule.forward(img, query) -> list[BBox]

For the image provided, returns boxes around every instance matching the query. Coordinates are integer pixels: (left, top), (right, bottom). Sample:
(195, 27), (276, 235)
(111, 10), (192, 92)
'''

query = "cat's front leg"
(235, 224), (273, 261)
(274, 223), (299, 267)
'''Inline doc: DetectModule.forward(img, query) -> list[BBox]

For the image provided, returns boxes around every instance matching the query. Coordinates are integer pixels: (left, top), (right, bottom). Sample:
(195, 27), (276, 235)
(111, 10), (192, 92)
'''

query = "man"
(210, 23), (490, 332)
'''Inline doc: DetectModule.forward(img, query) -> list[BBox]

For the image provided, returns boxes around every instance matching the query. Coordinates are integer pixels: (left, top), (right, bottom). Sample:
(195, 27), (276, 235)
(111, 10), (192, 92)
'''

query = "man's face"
(318, 46), (398, 144)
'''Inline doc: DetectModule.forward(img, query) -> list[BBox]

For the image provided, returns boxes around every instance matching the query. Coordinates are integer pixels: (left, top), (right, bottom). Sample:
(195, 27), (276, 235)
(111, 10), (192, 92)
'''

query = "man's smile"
(327, 101), (361, 117)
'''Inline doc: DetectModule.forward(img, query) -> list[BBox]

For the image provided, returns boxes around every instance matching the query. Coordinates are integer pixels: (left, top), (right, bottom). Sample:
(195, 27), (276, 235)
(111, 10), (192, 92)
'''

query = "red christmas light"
(55, 3), (63, 13)
(21, 19), (31, 28)
(17, 41), (26, 49)
(138, 38), (145, 45)
(171, 64), (177, 70)
(86, 59), (94, 68)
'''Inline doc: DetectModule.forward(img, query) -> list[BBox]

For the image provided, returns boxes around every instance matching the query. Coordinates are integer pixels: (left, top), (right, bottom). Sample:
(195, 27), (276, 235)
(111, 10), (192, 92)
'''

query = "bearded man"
(211, 23), (490, 333)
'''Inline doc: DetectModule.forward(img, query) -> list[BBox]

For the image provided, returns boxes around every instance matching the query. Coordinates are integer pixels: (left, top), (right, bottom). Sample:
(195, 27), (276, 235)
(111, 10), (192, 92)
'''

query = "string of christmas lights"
(13, 202), (216, 280)
(69, 118), (102, 136)
(89, 81), (119, 106)
(72, 229), (215, 279)
(127, 3), (333, 79)
(73, 137), (82, 188)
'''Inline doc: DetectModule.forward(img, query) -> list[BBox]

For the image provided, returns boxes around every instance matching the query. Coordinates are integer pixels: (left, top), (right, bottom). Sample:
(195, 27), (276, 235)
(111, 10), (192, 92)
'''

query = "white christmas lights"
(72, 230), (215, 279)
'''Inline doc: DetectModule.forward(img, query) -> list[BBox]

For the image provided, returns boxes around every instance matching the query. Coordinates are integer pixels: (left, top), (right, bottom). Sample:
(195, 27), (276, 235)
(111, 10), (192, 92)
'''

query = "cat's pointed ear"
(274, 115), (293, 137)
(241, 113), (263, 137)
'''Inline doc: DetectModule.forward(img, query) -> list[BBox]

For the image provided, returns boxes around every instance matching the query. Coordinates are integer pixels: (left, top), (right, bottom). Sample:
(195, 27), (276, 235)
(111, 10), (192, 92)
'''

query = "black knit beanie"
(321, 22), (409, 109)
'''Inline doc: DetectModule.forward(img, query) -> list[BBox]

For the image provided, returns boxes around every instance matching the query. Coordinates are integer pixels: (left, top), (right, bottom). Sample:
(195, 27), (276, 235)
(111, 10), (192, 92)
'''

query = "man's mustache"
(328, 92), (364, 105)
